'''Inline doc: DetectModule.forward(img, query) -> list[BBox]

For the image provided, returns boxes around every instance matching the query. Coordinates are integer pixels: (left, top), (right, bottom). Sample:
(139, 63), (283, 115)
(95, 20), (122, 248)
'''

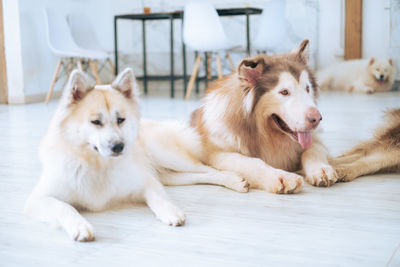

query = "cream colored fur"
(24, 69), (248, 242)
(317, 58), (396, 94)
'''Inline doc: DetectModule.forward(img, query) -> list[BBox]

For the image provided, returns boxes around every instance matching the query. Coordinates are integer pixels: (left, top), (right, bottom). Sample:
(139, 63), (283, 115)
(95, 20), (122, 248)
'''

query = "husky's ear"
(112, 68), (139, 99)
(238, 58), (267, 87)
(368, 57), (376, 66)
(388, 58), (394, 66)
(64, 70), (93, 103)
(291, 39), (309, 64)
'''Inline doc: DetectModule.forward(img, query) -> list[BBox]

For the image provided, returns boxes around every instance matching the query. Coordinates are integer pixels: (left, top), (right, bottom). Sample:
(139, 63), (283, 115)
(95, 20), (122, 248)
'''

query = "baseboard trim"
(24, 90), (62, 104)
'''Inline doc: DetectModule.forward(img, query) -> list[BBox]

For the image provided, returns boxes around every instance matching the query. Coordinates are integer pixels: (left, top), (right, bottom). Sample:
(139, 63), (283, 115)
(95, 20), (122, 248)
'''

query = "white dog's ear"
(291, 39), (309, 65)
(64, 70), (93, 103)
(368, 57), (375, 66)
(112, 68), (140, 98)
(389, 58), (394, 66)
(238, 57), (267, 87)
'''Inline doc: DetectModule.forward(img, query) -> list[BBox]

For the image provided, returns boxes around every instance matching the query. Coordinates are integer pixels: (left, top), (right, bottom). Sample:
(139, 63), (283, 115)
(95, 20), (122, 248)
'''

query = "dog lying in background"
(333, 109), (400, 181)
(25, 68), (248, 242)
(317, 58), (396, 94)
(191, 40), (337, 193)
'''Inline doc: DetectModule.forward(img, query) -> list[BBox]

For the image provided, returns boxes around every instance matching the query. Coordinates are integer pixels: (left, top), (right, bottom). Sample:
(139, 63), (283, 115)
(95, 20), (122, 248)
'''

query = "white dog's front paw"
(221, 171), (249, 193)
(305, 164), (337, 187)
(64, 216), (95, 242)
(263, 171), (303, 194)
(364, 87), (375, 94)
(156, 203), (186, 227)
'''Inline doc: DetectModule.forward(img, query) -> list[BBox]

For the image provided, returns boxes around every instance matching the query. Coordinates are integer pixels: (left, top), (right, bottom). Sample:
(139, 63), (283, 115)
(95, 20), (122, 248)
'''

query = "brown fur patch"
(376, 109), (400, 148)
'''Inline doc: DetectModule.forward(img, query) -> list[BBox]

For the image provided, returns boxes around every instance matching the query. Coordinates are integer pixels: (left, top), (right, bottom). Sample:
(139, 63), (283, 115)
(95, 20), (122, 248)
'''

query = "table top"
(115, 7), (262, 20)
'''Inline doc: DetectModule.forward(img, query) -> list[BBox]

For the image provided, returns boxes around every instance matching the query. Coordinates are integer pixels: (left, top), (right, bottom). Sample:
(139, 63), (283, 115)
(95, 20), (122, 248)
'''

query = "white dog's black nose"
(111, 143), (124, 154)
(380, 74), (384, 80)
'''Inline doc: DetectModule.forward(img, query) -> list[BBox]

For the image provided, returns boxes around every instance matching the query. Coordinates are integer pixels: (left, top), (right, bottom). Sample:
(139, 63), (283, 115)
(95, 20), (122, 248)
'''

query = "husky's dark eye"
(279, 89), (290, 96)
(117, 118), (125, 125)
(306, 85), (310, 93)
(91, 120), (102, 126)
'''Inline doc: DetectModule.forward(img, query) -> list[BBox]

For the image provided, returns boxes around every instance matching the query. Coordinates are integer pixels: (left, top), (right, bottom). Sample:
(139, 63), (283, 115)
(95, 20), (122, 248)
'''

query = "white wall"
(316, 0), (343, 69)
(3, 0), (25, 104)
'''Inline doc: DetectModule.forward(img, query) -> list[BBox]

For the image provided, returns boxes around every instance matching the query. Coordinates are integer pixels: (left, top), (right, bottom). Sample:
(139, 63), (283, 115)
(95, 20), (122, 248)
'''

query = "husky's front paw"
(335, 165), (357, 182)
(64, 216), (95, 242)
(305, 164), (337, 187)
(157, 203), (186, 227)
(267, 172), (303, 194)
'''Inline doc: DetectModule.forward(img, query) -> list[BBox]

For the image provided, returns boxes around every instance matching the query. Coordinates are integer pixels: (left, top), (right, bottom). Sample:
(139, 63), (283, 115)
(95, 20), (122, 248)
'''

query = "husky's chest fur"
(198, 90), (303, 172)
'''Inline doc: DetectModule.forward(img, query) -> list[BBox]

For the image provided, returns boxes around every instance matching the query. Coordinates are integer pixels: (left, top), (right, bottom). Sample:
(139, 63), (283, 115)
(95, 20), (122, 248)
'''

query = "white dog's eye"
(117, 118), (125, 125)
(306, 85), (310, 93)
(279, 89), (290, 96)
(91, 120), (102, 126)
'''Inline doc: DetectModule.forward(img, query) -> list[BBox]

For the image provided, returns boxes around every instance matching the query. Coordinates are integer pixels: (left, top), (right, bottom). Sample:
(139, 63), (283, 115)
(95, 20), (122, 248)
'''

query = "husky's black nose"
(380, 74), (384, 80)
(111, 143), (124, 154)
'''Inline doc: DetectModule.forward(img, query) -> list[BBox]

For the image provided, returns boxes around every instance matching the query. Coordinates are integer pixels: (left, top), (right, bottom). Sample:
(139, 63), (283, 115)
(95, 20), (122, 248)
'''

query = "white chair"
(44, 8), (108, 103)
(68, 13), (115, 75)
(183, 1), (236, 100)
(253, 0), (286, 53)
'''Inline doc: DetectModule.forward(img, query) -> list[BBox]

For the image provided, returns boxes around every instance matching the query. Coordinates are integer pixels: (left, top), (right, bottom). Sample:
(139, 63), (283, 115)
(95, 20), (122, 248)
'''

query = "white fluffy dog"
(317, 58), (396, 94)
(25, 69), (248, 242)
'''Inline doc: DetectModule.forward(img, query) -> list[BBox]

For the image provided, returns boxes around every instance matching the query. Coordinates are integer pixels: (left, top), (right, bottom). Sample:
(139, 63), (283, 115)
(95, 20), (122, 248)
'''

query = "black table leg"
(170, 17), (174, 98)
(195, 51), (199, 93)
(142, 20), (148, 94)
(114, 17), (118, 75)
(246, 13), (250, 56)
(181, 20), (187, 97)
(204, 52), (208, 90)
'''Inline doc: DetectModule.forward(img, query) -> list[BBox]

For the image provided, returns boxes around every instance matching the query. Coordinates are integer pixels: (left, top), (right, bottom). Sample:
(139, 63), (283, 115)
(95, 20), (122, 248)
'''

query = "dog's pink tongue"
(297, 131), (312, 149)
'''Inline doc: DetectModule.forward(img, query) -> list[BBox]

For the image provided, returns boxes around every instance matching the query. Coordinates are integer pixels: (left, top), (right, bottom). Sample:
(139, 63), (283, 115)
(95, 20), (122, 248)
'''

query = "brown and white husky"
(333, 109), (400, 181)
(190, 40), (337, 193)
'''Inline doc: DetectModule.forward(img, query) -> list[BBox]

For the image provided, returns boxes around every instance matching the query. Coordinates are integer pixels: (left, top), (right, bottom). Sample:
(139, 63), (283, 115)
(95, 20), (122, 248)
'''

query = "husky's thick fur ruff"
(191, 40), (337, 193)
(25, 69), (248, 242)
(333, 109), (400, 181)
(317, 58), (396, 94)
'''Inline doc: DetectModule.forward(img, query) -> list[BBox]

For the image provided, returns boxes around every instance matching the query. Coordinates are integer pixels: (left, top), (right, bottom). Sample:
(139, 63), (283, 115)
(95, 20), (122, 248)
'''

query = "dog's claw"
(305, 164), (337, 187)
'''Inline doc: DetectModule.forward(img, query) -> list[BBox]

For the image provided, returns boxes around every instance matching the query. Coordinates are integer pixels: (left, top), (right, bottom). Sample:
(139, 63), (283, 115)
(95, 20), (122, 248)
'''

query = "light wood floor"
(0, 91), (399, 267)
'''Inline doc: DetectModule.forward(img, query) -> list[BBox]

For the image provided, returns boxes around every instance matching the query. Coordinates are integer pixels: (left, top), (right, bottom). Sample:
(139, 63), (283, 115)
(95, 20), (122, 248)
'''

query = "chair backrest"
(44, 8), (80, 53)
(183, 1), (228, 51)
(68, 13), (104, 51)
(253, 0), (286, 50)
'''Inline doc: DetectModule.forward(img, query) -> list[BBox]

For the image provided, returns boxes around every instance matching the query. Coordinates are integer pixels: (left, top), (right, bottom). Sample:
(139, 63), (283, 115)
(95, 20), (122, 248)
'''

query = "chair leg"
(225, 53), (235, 72)
(68, 57), (73, 75)
(185, 54), (202, 100)
(207, 52), (212, 80)
(77, 59), (83, 71)
(89, 59), (101, 84)
(216, 53), (222, 79)
(106, 58), (115, 75)
(45, 59), (63, 104)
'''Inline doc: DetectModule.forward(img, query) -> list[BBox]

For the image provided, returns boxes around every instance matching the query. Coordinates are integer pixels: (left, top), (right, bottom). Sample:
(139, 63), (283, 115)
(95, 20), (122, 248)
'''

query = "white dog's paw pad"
(363, 86), (375, 94)
(65, 219), (95, 242)
(305, 165), (337, 187)
(157, 205), (186, 227)
(226, 176), (250, 193)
